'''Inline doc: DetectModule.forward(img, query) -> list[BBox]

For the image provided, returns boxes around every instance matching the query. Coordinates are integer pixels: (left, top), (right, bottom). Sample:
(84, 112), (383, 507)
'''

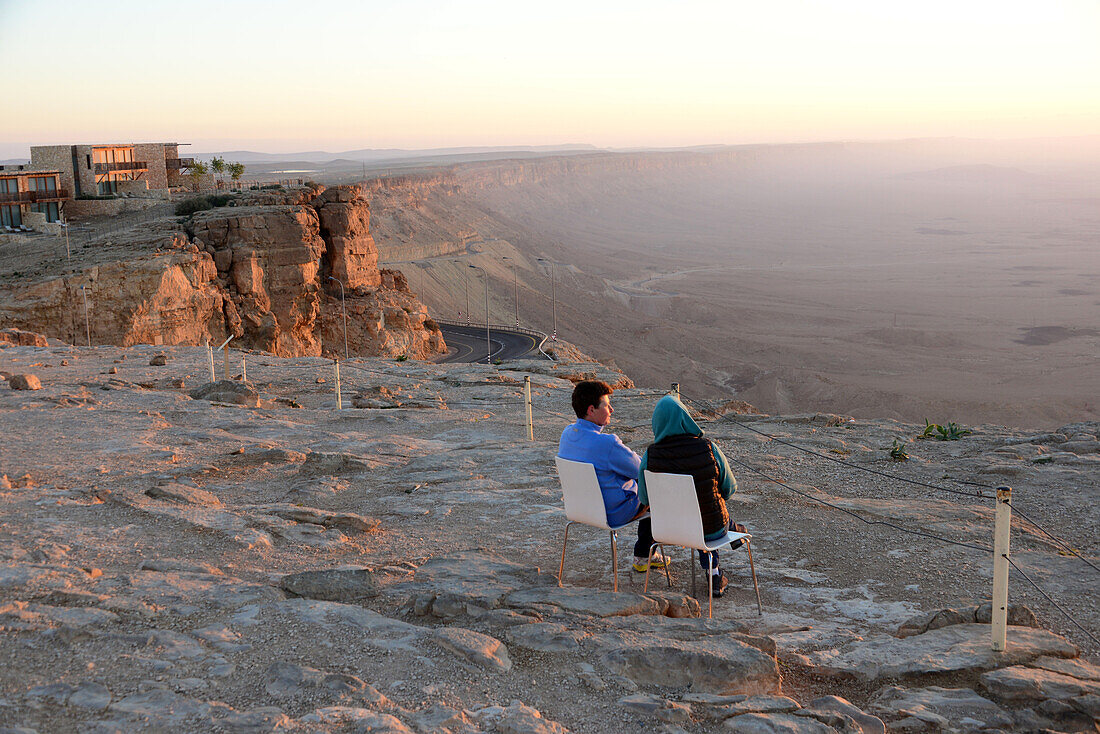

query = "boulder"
(867, 685), (1015, 730)
(807, 623), (1076, 680)
(431, 627), (512, 672)
(149, 354), (168, 366)
(980, 664), (1100, 702)
(0, 328), (49, 347)
(279, 568), (380, 602)
(601, 636), (780, 695)
(9, 374), (41, 390)
(189, 379), (259, 407)
(723, 713), (835, 732)
(146, 483), (222, 507)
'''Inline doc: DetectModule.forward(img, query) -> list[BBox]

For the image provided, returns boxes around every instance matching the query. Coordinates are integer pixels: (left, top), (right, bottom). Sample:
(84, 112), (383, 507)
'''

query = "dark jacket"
(638, 395), (737, 540)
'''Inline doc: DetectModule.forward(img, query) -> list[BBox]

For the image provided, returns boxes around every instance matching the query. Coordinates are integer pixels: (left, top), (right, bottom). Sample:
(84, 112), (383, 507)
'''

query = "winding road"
(436, 323), (545, 363)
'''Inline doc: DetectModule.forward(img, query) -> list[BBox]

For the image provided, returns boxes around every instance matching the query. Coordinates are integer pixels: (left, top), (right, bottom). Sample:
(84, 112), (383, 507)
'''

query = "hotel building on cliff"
(0, 142), (208, 229)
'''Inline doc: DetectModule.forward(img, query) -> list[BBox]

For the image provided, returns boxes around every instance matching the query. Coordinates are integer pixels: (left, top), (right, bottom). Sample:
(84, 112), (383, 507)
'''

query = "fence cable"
(679, 393), (1100, 577)
(678, 393), (996, 501)
(1006, 556), (1100, 646)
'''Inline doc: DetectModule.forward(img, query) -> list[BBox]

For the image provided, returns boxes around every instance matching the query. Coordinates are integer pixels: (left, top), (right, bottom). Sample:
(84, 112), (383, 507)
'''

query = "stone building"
(28, 142), (202, 198)
(0, 166), (67, 228)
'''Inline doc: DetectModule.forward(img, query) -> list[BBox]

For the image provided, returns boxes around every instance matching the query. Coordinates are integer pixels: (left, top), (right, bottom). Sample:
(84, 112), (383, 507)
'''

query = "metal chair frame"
(642, 469), (763, 618)
(555, 456), (648, 592)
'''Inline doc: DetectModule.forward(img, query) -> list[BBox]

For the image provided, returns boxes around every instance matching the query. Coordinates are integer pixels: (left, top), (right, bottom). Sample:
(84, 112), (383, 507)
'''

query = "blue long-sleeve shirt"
(558, 419), (642, 527)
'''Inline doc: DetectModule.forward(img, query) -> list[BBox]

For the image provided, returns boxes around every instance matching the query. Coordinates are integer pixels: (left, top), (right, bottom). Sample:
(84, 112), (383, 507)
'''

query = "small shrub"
(395, 354), (408, 362)
(175, 197), (214, 216)
(920, 419), (972, 441)
(889, 438), (910, 461)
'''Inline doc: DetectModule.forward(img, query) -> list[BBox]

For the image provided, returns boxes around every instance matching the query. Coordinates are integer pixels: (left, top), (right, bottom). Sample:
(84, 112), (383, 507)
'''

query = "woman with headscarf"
(638, 395), (744, 598)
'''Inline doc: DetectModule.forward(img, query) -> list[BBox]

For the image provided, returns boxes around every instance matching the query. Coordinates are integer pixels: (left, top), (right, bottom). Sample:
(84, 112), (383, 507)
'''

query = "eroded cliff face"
(0, 186), (445, 360)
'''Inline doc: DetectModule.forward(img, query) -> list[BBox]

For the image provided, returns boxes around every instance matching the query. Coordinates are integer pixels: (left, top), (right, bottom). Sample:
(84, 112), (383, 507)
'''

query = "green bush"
(174, 197), (214, 216)
(920, 419), (972, 441)
(889, 438), (910, 461)
(174, 194), (236, 216)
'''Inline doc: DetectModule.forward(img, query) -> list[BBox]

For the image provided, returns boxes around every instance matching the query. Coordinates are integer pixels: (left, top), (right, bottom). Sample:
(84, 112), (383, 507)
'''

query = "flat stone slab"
(600, 635), (780, 696)
(279, 568), (380, 602)
(867, 686), (1013, 730)
(505, 586), (664, 617)
(981, 664), (1100, 702)
(807, 624), (1077, 680)
(724, 712), (835, 732)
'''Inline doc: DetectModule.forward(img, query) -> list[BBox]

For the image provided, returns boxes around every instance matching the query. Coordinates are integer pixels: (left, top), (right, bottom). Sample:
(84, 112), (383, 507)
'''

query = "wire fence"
(201, 350), (1097, 648)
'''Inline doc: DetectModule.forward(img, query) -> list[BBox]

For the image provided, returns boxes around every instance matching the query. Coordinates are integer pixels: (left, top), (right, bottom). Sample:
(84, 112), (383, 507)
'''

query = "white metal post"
(241, 356), (247, 382)
(524, 375), (534, 441)
(207, 343), (215, 383)
(992, 486), (1012, 652)
(81, 285), (91, 347)
(333, 360), (342, 410)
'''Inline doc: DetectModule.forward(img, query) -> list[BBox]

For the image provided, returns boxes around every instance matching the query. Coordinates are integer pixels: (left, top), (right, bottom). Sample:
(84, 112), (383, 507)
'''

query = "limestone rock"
(0, 328), (49, 347)
(807, 623), (1076, 680)
(189, 380), (260, 407)
(264, 661), (371, 698)
(980, 664), (1100, 702)
(149, 354), (168, 365)
(146, 483), (222, 506)
(506, 622), (588, 653)
(432, 627), (512, 672)
(505, 586), (665, 618)
(802, 696), (884, 734)
(896, 603), (1039, 637)
(1031, 654), (1100, 681)
(724, 712), (835, 732)
(867, 685), (1014, 730)
(468, 702), (570, 734)
(9, 374), (41, 390)
(620, 693), (693, 723)
(279, 568), (380, 602)
(297, 707), (412, 732)
(68, 682), (111, 711)
(601, 636), (780, 695)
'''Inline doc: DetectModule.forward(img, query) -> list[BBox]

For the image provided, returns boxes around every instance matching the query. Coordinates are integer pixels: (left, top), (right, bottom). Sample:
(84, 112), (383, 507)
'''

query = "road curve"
(436, 323), (543, 363)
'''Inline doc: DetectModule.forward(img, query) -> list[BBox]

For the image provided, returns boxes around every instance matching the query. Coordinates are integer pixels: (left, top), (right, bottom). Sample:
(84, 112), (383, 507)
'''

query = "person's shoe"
(709, 572), (729, 598)
(632, 551), (670, 572)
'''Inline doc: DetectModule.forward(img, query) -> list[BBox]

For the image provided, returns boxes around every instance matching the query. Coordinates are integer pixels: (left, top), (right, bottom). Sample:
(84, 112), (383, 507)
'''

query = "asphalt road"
(437, 323), (543, 363)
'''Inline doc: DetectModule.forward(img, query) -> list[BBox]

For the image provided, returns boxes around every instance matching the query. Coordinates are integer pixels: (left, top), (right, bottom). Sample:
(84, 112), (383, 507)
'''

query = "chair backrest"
(644, 470), (707, 548)
(555, 457), (611, 529)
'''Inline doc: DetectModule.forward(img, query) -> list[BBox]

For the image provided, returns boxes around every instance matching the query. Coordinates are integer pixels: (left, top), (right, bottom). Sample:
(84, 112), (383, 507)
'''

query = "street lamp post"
(538, 258), (557, 341)
(327, 276), (348, 360)
(502, 256), (519, 328)
(454, 260), (470, 325)
(468, 264), (491, 363)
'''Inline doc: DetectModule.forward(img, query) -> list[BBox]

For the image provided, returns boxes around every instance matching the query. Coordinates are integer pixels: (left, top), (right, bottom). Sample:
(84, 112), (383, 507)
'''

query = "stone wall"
(64, 197), (161, 220)
(29, 146), (77, 196)
(133, 143), (169, 190)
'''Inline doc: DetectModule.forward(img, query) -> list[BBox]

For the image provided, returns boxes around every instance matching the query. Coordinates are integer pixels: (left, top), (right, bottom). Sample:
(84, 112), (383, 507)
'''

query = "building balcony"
(0, 189), (70, 204)
(166, 158), (195, 170)
(93, 161), (148, 174)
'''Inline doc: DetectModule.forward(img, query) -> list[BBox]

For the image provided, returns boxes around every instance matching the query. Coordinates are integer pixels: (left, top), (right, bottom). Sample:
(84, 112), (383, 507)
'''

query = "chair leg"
(706, 553), (714, 619)
(662, 544), (672, 588)
(558, 522), (575, 587)
(746, 539), (762, 616)
(610, 530), (618, 593)
(643, 543), (657, 592)
(690, 549), (697, 599)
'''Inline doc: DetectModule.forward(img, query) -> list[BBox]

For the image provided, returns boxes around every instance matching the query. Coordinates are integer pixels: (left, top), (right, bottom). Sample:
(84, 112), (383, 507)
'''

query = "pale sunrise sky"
(2, 0), (1098, 157)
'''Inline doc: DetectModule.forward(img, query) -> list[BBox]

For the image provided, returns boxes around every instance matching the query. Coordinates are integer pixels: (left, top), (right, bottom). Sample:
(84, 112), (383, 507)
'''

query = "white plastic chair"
(555, 456), (648, 592)
(643, 469), (762, 618)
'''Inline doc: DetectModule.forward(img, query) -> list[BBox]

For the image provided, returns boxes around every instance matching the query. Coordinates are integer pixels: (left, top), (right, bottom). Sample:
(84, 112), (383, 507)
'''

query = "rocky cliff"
(0, 186), (445, 360)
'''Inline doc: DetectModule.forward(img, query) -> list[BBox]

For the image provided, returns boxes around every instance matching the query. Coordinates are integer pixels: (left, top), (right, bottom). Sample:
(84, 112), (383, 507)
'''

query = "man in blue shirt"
(558, 380), (668, 572)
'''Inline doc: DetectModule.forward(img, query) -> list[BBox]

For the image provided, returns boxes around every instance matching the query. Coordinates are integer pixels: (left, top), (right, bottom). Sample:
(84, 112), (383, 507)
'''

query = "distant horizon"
(4, 133), (1100, 164)
(3, 0), (1097, 160)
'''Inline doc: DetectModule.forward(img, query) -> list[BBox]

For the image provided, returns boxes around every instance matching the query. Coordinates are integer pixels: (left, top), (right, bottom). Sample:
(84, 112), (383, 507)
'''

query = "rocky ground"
(1, 337), (1098, 733)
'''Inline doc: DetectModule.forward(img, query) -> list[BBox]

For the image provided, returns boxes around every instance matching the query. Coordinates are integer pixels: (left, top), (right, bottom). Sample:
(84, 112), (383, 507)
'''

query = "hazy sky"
(2, 0), (1098, 157)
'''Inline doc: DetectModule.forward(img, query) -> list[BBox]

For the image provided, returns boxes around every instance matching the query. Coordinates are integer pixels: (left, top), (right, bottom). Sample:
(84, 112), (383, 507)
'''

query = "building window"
(0, 178), (17, 194)
(1, 205), (21, 227)
(30, 202), (60, 222)
(86, 154), (92, 169)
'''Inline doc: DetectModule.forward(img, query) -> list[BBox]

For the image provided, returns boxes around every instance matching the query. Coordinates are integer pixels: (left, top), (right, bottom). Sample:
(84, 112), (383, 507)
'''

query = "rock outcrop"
(0, 186), (445, 360)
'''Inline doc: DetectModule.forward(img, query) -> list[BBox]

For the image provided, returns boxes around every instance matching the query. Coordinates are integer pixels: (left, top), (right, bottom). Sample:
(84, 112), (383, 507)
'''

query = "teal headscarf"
(651, 395), (703, 442)
(638, 395), (710, 505)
